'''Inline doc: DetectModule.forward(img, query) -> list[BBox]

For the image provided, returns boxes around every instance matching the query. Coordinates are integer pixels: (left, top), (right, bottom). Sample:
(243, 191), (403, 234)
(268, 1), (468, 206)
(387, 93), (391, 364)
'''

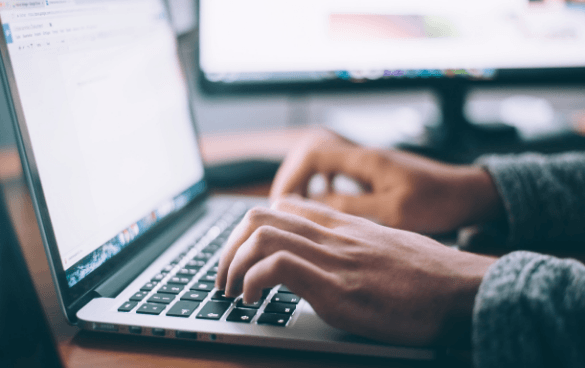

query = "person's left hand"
(216, 197), (496, 346)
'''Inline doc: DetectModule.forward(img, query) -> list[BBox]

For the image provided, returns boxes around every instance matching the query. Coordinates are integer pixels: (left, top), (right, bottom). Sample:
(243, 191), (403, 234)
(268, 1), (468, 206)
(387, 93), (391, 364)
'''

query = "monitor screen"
(199, 0), (585, 89)
(1, 0), (205, 288)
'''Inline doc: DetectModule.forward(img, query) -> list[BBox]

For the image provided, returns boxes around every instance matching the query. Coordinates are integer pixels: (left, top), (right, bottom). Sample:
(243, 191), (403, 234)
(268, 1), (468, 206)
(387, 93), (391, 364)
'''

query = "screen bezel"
(198, 67), (585, 95)
(0, 3), (209, 321)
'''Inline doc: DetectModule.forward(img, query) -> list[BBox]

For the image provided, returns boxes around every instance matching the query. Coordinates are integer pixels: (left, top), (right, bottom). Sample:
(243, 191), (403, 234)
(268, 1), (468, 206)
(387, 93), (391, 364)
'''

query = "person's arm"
(471, 152), (585, 248)
(473, 251), (585, 368)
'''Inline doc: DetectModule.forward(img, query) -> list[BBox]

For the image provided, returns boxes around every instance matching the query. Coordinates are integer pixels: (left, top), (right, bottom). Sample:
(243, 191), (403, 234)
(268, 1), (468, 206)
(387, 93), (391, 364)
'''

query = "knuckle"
(253, 225), (275, 242)
(245, 206), (270, 225)
(247, 225), (275, 255)
(269, 251), (292, 275)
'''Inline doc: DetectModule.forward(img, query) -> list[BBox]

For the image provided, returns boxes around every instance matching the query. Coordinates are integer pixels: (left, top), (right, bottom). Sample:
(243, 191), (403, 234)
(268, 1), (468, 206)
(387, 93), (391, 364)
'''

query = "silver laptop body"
(0, 0), (434, 360)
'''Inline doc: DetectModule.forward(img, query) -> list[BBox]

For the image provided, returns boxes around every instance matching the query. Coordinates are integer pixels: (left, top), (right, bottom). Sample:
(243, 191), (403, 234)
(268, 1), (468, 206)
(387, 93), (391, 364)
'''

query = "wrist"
(456, 166), (505, 227)
(440, 253), (497, 347)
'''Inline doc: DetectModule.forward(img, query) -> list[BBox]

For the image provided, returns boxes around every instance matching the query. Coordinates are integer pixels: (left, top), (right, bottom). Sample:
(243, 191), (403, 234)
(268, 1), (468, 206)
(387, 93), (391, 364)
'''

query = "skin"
(270, 129), (504, 235)
(216, 197), (497, 346)
(216, 129), (506, 346)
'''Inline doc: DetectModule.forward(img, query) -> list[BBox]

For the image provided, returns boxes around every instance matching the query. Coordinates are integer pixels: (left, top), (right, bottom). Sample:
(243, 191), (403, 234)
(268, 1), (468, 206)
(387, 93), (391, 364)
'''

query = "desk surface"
(0, 128), (439, 368)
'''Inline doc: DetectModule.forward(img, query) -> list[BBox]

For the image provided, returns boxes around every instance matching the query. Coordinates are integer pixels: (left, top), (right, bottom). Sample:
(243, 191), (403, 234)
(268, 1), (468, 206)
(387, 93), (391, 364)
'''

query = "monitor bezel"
(198, 65), (585, 96)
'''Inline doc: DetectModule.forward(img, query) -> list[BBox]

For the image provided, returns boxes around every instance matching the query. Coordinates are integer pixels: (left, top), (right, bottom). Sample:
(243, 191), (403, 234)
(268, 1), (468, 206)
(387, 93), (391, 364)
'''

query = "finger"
(216, 206), (330, 289)
(270, 145), (378, 202)
(269, 145), (319, 200)
(269, 130), (342, 201)
(225, 225), (336, 296)
(241, 250), (334, 309)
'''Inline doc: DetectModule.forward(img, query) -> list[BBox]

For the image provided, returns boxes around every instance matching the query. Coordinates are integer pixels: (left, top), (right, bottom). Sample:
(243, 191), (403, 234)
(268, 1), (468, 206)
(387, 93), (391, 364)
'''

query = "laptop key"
(158, 284), (184, 294)
(206, 242), (222, 250)
(210, 290), (235, 302)
(180, 291), (208, 302)
(193, 252), (212, 261)
(264, 302), (296, 315)
(262, 288), (272, 298)
(129, 291), (149, 302)
(161, 265), (174, 274)
(208, 264), (219, 273)
(140, 282), (158, 292)
(200, 273), (217, 283)
(118, 301), (138, 312)
(202, 244), (221, 254)
(278, 285), (293, 294)
(170, 253), (187, 265)
(226, 308), (256, 323)
(151, 273), (165, 282)
(272, 293), (300, 304)
(166, 301), (199, 318)
(185, 260), (206, 269)
(257, 313), (290, 326)
(236, 298), (264, 309)
(137, 303), (165, 315)
(190, 281), (214, 292)
(168, 276), (191, 285)
(148, 294), (175, 304)
(177, 268), (198, 277)
(196, 301), (231, 320)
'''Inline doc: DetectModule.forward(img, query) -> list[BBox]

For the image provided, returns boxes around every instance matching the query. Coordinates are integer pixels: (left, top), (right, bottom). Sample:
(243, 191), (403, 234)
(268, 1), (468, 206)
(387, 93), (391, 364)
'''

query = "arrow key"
(166, 301), (200, 318)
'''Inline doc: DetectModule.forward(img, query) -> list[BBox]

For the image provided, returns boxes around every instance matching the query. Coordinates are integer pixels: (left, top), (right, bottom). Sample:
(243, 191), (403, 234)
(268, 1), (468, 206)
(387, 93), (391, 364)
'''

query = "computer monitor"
(198, 0), (585, 157)
(198, 0), (585, 92)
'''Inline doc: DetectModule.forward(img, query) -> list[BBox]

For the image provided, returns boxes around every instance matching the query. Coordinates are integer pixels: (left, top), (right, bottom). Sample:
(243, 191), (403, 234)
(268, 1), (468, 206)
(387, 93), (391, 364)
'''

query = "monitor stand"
(400, 81), (585, 164)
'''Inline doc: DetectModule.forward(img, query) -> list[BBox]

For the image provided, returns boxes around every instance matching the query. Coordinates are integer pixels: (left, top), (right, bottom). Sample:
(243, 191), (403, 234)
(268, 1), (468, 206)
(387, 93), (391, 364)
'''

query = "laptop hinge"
(94, 200), (208, 298)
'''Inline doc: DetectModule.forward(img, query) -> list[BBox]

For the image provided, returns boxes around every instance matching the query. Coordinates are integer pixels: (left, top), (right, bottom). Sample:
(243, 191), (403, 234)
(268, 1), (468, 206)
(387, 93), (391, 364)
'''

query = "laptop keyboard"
(117, 203), (301, 327)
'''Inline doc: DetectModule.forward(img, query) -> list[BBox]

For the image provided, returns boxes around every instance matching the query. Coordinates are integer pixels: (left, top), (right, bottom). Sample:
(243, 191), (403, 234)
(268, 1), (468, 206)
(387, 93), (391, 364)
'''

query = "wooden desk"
(0, 129), (434, 368)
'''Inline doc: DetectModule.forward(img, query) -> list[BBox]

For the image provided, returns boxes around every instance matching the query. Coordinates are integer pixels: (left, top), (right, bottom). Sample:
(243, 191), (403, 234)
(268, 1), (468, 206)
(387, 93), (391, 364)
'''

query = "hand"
(216, 197), (497, 346)
(270, 129), (504, 234)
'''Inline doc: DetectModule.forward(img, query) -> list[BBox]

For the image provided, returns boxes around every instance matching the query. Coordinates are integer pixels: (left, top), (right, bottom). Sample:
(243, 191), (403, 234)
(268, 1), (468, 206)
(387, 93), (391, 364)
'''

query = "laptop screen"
(0, 0), (205, 288)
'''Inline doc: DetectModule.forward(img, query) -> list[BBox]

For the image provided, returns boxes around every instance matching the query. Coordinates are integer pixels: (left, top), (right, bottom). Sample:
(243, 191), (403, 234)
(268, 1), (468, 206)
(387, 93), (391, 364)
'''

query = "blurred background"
(2, 0), (585, 157)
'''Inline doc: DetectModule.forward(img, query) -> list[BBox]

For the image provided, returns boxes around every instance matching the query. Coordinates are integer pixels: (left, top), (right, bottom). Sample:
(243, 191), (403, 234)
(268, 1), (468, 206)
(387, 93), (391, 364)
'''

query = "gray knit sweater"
(471, 152), (585, 367)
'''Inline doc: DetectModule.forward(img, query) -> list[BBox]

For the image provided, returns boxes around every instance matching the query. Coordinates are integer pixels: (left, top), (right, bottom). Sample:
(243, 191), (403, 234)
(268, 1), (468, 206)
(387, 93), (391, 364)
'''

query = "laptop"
(0, 184), (63, 368)
(0, 0), (434, 360)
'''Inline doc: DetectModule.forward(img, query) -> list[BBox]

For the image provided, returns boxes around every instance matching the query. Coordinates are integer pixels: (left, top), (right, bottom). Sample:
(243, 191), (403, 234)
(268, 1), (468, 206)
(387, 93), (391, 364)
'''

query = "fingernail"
(243, 293), (259, 305)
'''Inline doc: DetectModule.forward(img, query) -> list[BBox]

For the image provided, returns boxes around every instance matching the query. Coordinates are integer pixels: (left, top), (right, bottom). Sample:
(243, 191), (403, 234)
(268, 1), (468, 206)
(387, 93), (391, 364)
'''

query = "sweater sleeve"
(473, 251), (585, 368)
(462, 152), (585, 250)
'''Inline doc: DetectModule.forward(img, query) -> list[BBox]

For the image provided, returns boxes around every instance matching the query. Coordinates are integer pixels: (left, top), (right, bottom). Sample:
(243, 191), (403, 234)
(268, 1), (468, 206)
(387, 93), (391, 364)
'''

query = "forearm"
(471, 152), (585, 249)
(473, 251), (585, 368)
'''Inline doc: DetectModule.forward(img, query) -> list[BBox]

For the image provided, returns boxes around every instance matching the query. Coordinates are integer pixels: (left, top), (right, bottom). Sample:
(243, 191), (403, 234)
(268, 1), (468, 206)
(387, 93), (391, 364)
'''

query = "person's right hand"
(270, 129), (504, 234)
(216, 196), (497, 347)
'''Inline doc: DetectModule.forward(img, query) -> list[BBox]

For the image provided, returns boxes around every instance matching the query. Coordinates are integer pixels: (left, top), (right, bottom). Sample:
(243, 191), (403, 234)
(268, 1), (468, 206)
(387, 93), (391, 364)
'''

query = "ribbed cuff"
(472, 251), (585, 368)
